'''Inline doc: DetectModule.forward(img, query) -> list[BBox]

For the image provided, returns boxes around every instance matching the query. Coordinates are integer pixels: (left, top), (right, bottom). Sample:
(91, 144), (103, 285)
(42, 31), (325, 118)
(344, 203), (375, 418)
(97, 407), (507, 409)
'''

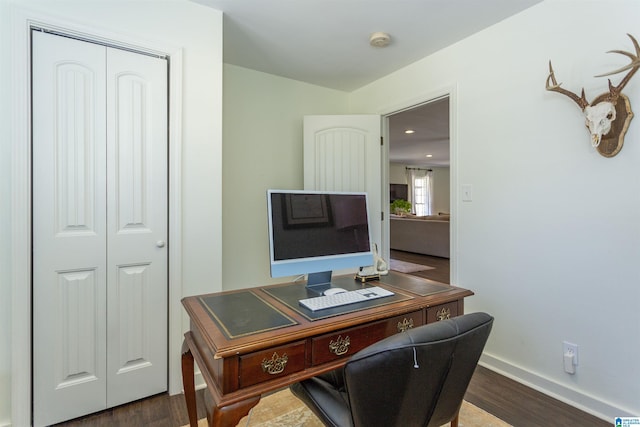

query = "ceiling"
(388, 97), (450, 167)
(191, 0), (542, 166)
(192, 0), (541, 92)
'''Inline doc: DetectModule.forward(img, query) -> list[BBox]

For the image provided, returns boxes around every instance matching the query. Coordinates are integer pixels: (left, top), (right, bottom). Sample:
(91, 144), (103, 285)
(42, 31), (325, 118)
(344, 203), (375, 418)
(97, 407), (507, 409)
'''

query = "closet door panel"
(32, 31), (108, 427)
(105, 46), (168, 407)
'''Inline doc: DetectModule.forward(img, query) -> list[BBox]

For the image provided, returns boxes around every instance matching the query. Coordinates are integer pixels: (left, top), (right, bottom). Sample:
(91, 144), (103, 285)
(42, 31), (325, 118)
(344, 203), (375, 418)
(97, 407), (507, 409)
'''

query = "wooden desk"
(181, 271), (473, 427)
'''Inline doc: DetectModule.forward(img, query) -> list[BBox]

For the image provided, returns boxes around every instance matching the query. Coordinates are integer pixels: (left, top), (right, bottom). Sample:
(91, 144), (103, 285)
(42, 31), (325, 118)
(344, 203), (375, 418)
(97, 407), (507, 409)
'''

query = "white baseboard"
(480, 352), (633, 422)
(174, 368), (207, 396)
(195, 369), (207, 391)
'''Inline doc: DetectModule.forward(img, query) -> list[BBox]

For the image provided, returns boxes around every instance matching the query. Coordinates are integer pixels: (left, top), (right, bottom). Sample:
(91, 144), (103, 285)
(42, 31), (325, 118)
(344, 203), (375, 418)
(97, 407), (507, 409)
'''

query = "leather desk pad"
(377, 273), (451, 296)
(199, 291), (297, 339)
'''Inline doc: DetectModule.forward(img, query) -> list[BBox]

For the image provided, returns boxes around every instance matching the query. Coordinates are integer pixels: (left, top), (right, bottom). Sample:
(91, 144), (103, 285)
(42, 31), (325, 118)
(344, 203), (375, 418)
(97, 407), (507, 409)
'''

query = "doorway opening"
(384, 95), (452, 284)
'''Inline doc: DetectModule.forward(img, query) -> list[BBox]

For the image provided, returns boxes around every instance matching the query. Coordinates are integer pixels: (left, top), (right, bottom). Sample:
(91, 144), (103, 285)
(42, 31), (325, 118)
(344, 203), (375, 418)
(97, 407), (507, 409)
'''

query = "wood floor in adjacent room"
(54, 250), (610, 427)
(390, 249), (451, 283)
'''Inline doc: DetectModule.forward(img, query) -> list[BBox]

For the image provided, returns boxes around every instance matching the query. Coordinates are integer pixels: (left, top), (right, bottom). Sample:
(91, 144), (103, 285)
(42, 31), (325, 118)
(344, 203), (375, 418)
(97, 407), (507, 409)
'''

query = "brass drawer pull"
(261, 352), (288, 375)
(329, 335), (351, 356)
(436, 307), (451, 321)
(397, 317), (414, 332)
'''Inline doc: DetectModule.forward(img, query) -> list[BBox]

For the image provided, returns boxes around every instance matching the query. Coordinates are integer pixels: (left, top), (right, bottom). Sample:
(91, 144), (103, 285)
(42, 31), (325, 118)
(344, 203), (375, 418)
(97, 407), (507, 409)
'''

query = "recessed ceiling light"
(425, 154), (433, 158)
(404, 129), (415, 134)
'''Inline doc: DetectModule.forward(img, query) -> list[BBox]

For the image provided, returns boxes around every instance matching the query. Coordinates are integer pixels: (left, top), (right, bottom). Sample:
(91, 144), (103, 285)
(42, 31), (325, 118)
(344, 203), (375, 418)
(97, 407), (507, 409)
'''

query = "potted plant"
(390, 199), (411, 216)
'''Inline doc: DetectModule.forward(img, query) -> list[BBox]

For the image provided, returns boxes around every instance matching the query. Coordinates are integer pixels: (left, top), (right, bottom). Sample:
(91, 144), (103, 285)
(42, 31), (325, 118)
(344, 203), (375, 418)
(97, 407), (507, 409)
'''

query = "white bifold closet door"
(32, 31), (168, 427)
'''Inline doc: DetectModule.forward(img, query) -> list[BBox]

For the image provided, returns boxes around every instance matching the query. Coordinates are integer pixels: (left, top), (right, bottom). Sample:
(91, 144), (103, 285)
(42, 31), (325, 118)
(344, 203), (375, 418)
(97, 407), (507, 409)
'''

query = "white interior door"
(303, 115), (382, 249)
(33, 31), (108, 426)
(32, 31), (168, 426)
(105, 42), (168, 408)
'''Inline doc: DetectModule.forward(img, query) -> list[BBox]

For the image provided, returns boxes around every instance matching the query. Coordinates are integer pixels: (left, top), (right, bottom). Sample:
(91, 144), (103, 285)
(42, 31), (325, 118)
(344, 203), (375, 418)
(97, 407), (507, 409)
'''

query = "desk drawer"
(239, 341), (306, 388)
(427, 301), (458, 323)
(311, 310), (423, 365)
(311, 324), (376, 365)
(385, 310), (424, 333)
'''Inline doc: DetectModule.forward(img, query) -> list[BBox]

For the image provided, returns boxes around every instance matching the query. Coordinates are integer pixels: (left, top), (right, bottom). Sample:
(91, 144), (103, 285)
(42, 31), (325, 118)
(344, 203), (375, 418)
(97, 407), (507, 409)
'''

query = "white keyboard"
(299, 287), (395, 312)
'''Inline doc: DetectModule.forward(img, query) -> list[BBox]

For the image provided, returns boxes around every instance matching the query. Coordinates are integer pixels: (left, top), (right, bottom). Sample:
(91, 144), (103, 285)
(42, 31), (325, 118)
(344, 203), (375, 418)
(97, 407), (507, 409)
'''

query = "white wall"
(222, 64), (350, 290)
(0, 1), (223, 425)
(0, 0), (13, 422)
(389, 162), (407, 184)
(350, 0), (639, 419)
(431, 167), (450, 215)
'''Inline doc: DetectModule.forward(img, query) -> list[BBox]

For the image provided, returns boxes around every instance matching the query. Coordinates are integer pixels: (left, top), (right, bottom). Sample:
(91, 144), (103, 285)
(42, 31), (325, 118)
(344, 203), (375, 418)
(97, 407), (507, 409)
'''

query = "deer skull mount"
(546, 34), (640, 157)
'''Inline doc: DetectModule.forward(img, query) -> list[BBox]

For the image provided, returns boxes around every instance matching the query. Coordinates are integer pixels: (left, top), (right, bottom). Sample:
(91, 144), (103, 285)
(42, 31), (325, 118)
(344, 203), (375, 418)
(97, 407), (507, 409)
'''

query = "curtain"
(405, 168), (433, 216)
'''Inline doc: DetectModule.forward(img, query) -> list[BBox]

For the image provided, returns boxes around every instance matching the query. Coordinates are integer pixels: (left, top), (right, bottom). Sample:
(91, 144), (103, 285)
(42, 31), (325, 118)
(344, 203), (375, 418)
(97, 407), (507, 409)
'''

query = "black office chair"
(290, 312), (494, 427)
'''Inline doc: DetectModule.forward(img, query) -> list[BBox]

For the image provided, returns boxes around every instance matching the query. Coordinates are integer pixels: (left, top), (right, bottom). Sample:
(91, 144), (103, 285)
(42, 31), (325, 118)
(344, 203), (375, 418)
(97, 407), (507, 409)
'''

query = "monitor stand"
(305, 271), (333, 296)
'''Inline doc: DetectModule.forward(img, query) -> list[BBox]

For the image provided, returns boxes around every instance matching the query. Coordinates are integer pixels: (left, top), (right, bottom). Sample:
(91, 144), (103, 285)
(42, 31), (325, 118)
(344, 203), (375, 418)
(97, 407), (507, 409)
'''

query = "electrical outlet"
(563, 341), (579, 365)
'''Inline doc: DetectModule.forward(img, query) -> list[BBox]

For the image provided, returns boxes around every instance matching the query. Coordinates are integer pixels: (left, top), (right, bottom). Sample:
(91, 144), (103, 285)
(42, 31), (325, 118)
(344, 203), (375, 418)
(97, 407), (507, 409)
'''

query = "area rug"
(183, 388), (511, 427)
(389, 258), (435, 273)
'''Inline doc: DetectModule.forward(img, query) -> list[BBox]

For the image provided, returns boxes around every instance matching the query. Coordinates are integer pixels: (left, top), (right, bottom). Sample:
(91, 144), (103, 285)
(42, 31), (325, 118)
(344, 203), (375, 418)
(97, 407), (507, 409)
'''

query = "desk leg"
(181, 339), (198, 427)
(210, 396), (261, 427)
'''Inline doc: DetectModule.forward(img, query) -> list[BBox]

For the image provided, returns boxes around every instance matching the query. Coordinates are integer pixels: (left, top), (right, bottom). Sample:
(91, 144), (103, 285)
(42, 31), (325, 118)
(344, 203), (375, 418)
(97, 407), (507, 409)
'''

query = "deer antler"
(546, 61), (590, 110)
(595, 33), (640, 102)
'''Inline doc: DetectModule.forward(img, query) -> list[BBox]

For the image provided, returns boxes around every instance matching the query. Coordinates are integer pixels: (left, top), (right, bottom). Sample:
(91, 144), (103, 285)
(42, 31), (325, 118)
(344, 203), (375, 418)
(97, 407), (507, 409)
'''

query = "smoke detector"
(369, 32), (391, 48)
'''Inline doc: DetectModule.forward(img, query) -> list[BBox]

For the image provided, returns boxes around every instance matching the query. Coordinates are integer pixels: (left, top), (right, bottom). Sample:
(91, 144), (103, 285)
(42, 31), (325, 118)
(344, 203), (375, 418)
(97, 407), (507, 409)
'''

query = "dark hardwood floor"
(53, 365), (609, 427)
(53, 251), (609, 427)
(52, 389), (207, 427)
(466, 365), (609, 427)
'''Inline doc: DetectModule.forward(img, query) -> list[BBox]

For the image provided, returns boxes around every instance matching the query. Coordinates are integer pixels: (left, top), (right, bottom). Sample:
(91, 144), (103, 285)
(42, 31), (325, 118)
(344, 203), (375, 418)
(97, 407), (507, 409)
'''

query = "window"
(413, 174), (429, 216)
(406, 168), (433, 216)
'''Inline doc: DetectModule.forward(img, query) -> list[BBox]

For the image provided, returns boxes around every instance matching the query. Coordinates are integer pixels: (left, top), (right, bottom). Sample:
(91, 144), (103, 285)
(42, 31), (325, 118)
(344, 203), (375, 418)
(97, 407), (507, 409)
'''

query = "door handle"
(156, 240), (166, 248)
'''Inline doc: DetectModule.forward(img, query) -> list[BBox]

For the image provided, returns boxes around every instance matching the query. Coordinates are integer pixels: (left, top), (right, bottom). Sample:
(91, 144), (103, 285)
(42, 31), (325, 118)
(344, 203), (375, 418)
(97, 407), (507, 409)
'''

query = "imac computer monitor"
(267, 189), (374, 293)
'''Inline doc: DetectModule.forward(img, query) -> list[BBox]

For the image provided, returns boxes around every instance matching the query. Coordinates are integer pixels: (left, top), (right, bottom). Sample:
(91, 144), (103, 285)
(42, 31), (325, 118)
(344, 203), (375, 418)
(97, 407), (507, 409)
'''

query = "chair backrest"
(342, 312), (493, 427)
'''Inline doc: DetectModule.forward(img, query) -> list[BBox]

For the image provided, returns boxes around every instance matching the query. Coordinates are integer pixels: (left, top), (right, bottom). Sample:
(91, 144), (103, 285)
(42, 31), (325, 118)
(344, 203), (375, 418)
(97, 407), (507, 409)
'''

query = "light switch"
(462, 184), (473, 202)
